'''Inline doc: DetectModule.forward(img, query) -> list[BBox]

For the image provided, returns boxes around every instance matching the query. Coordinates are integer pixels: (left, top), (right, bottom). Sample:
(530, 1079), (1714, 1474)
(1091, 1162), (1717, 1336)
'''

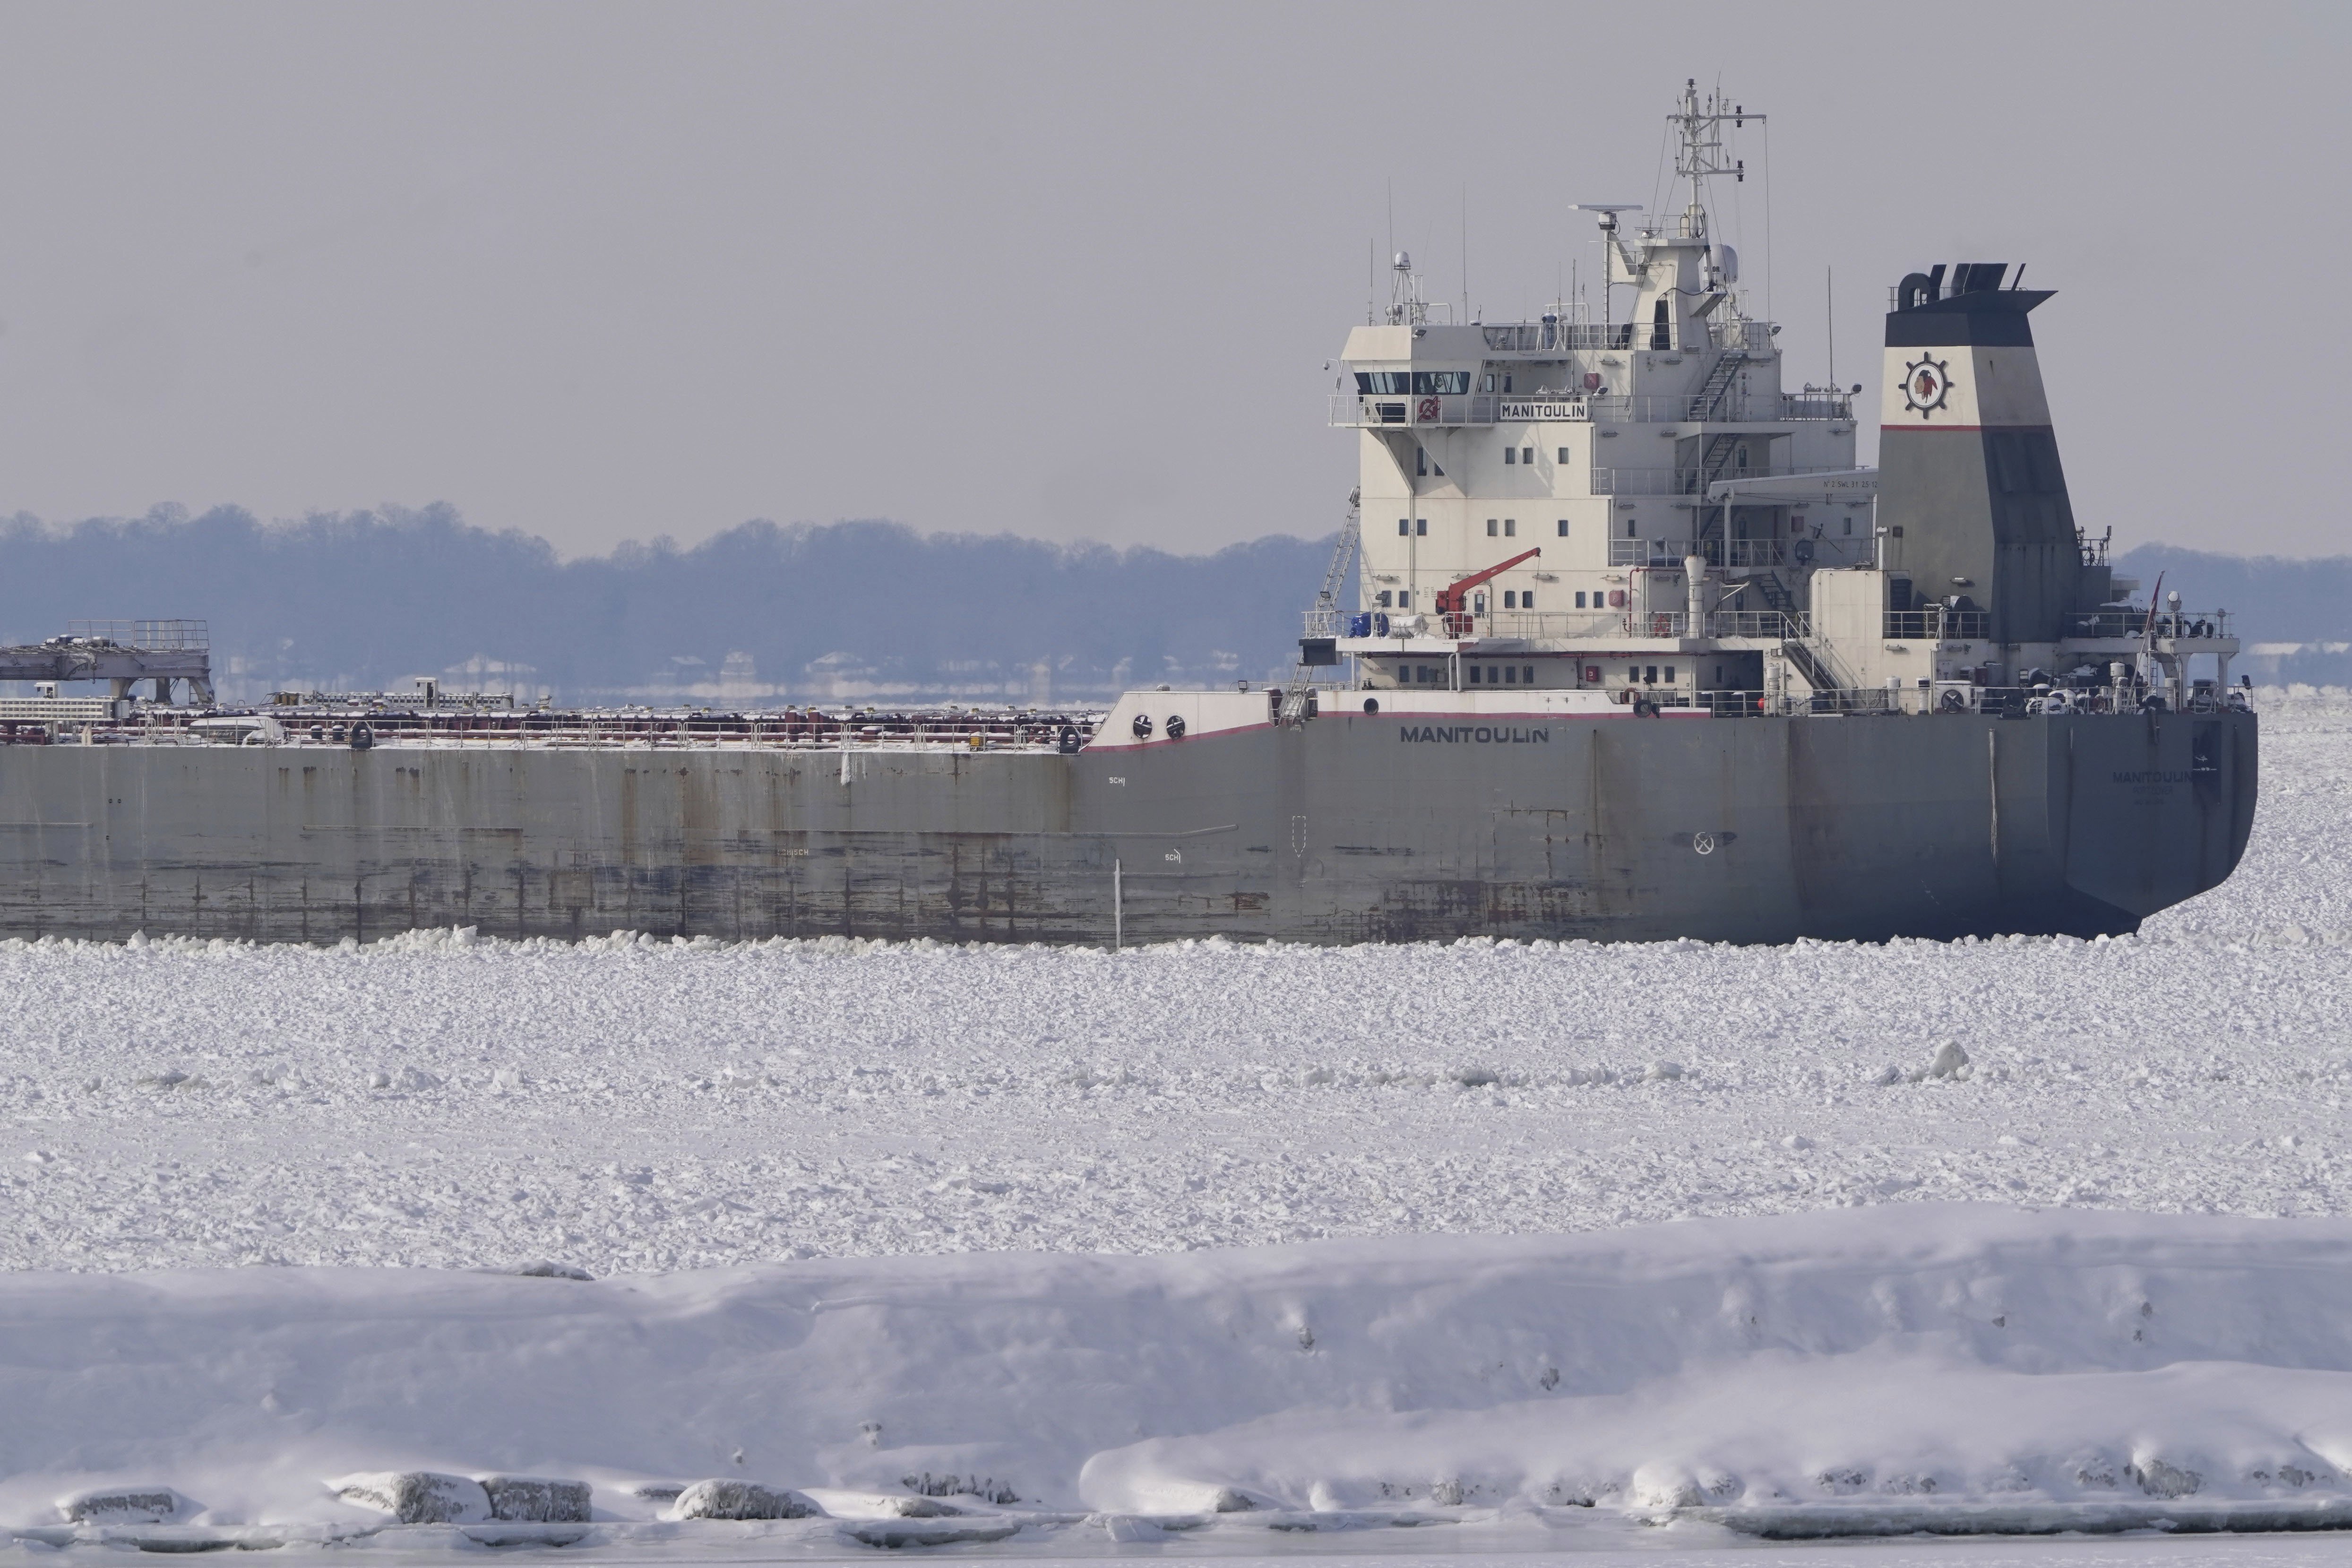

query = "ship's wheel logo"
(1414, 396), (1440, 423)
(1902, 355), (1952, 419)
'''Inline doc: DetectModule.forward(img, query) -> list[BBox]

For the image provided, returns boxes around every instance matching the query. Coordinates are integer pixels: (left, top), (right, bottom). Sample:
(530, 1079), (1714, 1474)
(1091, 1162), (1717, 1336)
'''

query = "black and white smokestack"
(1876, 264), (2083, 645)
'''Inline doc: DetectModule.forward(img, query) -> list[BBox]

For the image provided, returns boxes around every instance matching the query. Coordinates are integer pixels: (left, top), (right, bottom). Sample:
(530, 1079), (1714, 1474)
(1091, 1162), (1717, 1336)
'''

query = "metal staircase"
(1697, 432), (1746, 491)
(1680, 352), (1753, 501)
(1691, 350), (1749, 421)
(1780, 636), (1840, 695)
(1747, 571), (1796, 617)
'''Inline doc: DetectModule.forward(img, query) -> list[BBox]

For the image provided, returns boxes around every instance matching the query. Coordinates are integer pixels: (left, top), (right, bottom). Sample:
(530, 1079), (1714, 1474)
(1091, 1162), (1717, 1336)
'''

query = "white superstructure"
(1315, 82), (2240, 718)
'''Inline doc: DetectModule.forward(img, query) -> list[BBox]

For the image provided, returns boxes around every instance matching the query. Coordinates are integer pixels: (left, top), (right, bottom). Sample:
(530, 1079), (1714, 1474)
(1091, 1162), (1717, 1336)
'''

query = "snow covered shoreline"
(5, 1206), (2352, 1545)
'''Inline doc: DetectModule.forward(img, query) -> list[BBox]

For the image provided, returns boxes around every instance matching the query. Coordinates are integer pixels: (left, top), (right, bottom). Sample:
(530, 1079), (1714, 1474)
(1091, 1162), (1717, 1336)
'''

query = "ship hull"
(0, 709), (2255, 946)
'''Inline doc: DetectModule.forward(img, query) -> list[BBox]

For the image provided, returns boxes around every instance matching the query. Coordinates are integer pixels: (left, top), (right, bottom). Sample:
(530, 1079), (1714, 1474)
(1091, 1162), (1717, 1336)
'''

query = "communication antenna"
(1666, 78), (1761, 238)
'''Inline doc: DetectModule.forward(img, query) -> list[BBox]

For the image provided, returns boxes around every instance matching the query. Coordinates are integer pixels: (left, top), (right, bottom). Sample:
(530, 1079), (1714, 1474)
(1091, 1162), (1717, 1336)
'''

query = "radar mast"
(1667, 78), (1759, 245)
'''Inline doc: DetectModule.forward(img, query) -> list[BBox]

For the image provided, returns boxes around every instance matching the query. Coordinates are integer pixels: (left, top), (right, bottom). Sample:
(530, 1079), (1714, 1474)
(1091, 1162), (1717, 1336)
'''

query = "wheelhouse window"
(1354, 371), (1471, 395)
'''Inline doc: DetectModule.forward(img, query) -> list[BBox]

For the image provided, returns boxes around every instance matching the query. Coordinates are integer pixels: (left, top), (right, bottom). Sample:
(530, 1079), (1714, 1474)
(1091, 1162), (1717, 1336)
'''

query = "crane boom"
(1435, 548), (1541, 613)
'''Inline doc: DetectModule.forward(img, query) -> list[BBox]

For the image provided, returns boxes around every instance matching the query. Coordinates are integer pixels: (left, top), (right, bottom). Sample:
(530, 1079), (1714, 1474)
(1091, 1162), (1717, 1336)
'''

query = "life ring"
(1130, 713), (1154, 740)
(1165, 715), (1187, 740)
(1057, 725), (1081, 754)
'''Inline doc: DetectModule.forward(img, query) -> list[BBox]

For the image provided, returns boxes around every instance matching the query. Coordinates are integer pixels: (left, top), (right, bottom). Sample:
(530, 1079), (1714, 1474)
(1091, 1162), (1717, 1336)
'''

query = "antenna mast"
(1667, 78), (1760, 243)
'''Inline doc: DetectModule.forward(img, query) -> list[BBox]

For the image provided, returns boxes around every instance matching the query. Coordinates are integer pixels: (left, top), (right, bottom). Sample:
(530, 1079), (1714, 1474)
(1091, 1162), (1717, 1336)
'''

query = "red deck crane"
(1435, 548), (1542, 634)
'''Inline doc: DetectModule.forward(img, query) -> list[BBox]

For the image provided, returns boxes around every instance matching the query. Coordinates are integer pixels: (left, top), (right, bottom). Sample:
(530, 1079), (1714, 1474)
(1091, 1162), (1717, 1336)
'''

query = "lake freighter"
(0, 84), (2252, 945)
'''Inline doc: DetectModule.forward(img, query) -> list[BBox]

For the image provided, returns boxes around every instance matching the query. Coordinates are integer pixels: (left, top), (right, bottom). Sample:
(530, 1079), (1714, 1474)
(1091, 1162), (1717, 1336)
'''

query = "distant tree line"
(0, 505), (2338, 703)
(0, 505), (1333, 706)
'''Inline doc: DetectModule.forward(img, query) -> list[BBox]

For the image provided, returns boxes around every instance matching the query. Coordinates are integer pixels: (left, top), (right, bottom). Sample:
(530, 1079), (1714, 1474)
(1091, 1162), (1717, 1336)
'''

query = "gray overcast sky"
(0, 0), (2342, 558)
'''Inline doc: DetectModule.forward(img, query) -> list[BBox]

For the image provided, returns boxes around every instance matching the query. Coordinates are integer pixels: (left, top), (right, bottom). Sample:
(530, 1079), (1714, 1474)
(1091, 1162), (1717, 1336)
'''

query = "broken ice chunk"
(56, 1486), (190, 1525)
(478, 1476), (591, 1522)
(332, 1471), (490, 1524)
(664, 1480), (822, 1521)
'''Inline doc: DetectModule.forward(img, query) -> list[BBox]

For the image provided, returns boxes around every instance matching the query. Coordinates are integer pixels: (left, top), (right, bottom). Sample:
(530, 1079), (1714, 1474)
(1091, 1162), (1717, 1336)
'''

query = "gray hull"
(0, 709), (2254, 945)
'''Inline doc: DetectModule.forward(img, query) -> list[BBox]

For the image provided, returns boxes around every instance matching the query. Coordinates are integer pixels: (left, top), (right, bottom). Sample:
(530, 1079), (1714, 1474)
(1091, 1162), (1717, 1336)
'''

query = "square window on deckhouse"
(1503, 448), (1516, 465)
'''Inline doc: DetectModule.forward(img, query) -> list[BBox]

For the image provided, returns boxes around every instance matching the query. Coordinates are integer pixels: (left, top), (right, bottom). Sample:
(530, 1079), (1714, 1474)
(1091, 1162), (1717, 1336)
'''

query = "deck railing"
(1331, 391), (1854, 430)
(1885, 609), (1991, 640)
(2068, 609), (2234, 641)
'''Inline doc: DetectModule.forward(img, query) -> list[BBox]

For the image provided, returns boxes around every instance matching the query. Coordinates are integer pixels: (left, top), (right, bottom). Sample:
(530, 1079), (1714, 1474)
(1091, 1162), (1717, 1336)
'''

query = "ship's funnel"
(1876, 265), (2082, 642)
